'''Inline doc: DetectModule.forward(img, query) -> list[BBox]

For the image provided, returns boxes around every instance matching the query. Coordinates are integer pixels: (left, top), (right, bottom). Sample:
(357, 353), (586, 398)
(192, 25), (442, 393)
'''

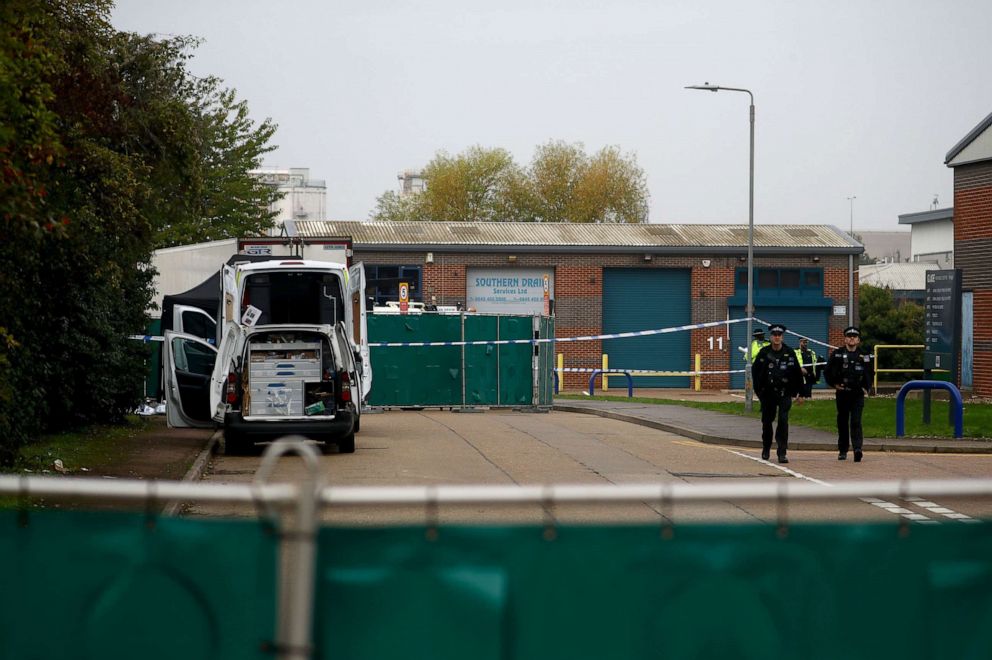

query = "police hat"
(768, 324), (786, 335)
(844, 326), (860, 337)
(752, 329), (765, 337)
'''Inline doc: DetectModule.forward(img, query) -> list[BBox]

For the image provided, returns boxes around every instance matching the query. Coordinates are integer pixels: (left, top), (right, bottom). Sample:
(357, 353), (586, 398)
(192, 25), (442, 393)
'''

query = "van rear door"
(348, 262), (372, 399)
(164, 331), (217, 428)
(208, 322), (243, 423)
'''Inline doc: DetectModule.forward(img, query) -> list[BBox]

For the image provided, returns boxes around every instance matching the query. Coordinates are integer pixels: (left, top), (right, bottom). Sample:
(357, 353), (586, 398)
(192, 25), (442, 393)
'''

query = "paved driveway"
(188, 409), (992, 526)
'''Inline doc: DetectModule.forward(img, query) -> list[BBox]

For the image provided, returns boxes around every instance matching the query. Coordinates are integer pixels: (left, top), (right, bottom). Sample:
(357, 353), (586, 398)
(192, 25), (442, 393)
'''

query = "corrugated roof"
(859, 262), (945, 291)
(292, 221), (860, 252)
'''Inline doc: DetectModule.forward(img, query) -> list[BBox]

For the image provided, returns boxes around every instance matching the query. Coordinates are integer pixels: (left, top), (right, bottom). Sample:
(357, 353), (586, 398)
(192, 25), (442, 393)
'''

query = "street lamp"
(847, 195), (857, 236)
(685, 82), (756, 412)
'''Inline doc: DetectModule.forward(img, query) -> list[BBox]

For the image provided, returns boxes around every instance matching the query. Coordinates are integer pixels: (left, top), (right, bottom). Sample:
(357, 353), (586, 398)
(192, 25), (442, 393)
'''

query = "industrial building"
(285, 220), (862, 391)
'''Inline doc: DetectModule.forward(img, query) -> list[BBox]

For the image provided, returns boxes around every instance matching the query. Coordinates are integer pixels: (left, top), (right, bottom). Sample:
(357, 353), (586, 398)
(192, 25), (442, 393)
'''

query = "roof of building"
(289, 221), (862, 254)
(897, 208), (954, 225)
(946, 109), (992, 166)
(859, 262), (945, 291)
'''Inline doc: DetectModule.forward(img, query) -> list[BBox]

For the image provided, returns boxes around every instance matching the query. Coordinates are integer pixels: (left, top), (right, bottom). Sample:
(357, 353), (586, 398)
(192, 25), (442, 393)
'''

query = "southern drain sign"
(466, 268), (555, 315)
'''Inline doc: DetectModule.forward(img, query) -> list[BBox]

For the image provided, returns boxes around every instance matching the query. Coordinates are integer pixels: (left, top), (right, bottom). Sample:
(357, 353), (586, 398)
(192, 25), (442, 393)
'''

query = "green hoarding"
(368, 313), (554, 408)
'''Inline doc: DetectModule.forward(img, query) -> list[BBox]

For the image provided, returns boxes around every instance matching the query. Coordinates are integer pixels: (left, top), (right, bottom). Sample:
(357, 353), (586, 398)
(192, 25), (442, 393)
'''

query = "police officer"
(794, 337), (820, 398)
(825, 326), (874, 462)
(748, 328), (769, 363)
(753, 324), (805, 464)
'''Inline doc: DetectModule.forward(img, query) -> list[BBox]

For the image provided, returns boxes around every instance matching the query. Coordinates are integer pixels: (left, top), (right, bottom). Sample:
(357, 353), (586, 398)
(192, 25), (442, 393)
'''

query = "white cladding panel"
(466, 268), (555, 315)
(911, 219), (954, 263)
(151, 239), (238, 313)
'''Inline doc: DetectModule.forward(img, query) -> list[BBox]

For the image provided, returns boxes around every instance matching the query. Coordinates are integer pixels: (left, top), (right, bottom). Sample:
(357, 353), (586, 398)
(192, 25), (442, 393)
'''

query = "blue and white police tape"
(752, 317), (837, 352)
(129, 335), (165, 343)
(556, 367), (748, 375)
(368, 317), (752, 348)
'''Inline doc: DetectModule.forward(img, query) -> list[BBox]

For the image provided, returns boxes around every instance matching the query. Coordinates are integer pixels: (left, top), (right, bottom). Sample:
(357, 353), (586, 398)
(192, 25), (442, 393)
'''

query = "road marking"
(725, 450), (943, 524)
(723, 448), (832, 486)
(903, 496), (981, 523)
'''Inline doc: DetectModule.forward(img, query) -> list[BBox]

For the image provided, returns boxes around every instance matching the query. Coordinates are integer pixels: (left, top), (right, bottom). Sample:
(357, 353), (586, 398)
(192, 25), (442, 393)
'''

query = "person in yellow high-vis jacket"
(793, 337), (820, 398)
(748, 328), (769, 362)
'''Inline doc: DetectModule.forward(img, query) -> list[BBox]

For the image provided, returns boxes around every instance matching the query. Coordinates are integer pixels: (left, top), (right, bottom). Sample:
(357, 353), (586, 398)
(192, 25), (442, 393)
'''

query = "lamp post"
(847, 195), (857, 236)
(686, 82), (756, 412)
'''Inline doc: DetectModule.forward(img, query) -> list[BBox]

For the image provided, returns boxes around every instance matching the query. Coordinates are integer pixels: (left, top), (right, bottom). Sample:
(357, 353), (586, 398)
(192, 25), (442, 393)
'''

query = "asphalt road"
(187, 409), (992, 526)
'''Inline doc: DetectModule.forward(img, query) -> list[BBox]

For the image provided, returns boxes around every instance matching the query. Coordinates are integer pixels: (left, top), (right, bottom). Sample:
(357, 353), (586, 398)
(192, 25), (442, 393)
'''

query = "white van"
(163, 260), (372, 454)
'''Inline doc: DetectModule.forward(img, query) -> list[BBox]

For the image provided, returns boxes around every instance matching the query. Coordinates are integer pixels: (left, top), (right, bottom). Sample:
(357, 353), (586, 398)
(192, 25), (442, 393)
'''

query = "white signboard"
(466, 268), (555, 315)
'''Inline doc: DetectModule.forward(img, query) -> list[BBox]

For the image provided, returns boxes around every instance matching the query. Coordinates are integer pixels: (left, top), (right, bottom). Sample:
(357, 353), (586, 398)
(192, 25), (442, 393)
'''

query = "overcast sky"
(111, 0), (992, 231)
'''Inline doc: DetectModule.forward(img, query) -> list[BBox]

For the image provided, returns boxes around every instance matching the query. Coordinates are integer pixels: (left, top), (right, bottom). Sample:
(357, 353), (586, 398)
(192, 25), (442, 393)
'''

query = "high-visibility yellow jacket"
(748, 339), (769, 361)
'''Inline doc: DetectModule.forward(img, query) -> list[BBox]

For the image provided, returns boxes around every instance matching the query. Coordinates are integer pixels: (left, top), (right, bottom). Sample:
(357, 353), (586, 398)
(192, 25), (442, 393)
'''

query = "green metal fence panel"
(368, 314), (551, 407)
(368, 314), (462, 406)
(495, 316), (533, 406)
(538, 316), (555, 405)
(314, 522), (992, 660)
(0, 510), (277, 660)
(145, 317), (163, 399)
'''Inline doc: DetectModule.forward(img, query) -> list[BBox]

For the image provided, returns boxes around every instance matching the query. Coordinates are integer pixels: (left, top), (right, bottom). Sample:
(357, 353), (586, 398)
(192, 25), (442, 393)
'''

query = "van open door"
(173, 305), (217, 344)
(219, 264), (238, 342)
(348, 262), (373, 401)
(208, 322), (243, 422)
(164, 331), (218, 428)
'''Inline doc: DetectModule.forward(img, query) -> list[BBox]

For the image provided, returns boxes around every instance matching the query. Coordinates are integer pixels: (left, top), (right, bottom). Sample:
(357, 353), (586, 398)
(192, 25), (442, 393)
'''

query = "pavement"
(554, 389), (992, 454)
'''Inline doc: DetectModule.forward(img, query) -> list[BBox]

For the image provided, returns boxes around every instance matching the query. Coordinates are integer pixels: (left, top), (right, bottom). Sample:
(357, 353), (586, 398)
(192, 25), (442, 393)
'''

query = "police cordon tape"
(131, 316), (840, 353)
(368, 317), (752, 348)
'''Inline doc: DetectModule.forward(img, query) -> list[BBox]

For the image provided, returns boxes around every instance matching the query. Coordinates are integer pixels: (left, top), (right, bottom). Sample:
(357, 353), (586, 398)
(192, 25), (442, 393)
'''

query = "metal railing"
(872, 344), (949, 391)
(6, 437), (992, 659)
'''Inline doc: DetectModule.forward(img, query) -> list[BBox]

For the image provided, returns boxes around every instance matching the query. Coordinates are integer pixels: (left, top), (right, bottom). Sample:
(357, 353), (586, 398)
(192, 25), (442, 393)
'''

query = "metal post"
(684, 83), (756, 411)
(745, 97), (755, 412)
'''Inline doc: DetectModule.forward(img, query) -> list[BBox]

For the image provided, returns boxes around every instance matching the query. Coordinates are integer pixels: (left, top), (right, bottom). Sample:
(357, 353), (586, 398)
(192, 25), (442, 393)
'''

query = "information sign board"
(924, 269), (962, 376)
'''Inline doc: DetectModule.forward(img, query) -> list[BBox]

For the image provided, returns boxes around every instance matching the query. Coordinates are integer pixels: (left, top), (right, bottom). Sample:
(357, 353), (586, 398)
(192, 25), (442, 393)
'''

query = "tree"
(0, 0), (281, 464)
(859, 284), (924, 376)
(370, 141), (650, 223)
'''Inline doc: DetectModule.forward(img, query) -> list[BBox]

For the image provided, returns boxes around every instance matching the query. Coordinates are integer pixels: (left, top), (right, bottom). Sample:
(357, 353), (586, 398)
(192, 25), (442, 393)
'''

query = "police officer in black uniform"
(752, 324), (805, 464)
(825, 326), (874, 462)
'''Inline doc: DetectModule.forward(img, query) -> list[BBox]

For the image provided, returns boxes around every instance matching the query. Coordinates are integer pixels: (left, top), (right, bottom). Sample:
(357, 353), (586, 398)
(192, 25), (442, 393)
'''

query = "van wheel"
(353, 415), (361, 433)
(337, 432), (356, 454)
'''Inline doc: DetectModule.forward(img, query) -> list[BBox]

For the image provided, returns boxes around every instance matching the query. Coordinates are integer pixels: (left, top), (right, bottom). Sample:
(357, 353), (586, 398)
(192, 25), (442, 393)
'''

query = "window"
(758, 270), (779, 289)
(780, 270), (800, 288)
(366, 265), (423, 305)
(735, 267), (824, 295)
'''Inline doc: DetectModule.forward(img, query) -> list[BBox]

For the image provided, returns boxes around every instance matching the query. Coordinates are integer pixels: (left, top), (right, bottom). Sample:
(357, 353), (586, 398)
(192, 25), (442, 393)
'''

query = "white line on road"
(903, 496), (981, 523)
(724, 449), (940, 524)
(723, 448), (833, 486)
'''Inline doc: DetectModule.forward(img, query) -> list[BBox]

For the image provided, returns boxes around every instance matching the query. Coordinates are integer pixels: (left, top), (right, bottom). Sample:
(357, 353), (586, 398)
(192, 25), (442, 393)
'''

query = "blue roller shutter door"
(729, 307), (829, 389)
(602, 269), (691, 388)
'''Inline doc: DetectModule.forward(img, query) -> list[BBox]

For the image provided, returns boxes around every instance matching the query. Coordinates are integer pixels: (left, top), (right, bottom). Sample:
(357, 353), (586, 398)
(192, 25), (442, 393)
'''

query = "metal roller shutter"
(602, 269), (691, 388)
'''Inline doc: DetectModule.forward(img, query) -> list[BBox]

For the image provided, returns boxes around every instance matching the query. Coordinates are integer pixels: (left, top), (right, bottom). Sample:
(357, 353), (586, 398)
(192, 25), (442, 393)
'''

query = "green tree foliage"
(0, 0), (279, 464)
(859, 284), (924, 376)
(370, 141), (649, 223)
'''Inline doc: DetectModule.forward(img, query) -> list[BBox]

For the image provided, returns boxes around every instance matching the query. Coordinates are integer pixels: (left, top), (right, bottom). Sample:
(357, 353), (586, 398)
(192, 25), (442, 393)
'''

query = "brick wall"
(353, 248), (856, 391)
(953, 161), (992, 396)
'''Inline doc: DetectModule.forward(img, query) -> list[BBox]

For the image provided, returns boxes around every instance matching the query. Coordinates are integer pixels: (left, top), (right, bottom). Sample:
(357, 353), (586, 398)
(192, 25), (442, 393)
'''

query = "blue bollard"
(895, 380), (964, 439)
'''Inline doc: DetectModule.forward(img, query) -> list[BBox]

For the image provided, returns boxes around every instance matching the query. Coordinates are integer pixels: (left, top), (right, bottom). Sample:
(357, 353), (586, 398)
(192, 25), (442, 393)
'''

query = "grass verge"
(556, 394), (992, 439)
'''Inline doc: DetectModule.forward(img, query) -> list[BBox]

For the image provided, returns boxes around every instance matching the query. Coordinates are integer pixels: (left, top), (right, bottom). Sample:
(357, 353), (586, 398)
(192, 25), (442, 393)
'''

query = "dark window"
(780, 269), (801, 289)
(181, 310), (216, 342)
(736, 270), (748, 286)
(804, 271), (822, 288)
(758, 270), (778, 289)
(367, 265), (422, 305)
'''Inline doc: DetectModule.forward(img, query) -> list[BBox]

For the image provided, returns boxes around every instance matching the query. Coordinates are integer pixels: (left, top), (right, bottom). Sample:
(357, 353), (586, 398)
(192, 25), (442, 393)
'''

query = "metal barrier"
(873, 344), (949, 391)
(588, 369), (634, 397)
(5, 455), (992, 659)
(895, 380), (964, 439)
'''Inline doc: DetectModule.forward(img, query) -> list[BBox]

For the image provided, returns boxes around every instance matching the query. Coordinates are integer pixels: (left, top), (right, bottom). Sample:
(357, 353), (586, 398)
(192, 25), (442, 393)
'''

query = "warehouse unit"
(290, 221), (863, 391)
